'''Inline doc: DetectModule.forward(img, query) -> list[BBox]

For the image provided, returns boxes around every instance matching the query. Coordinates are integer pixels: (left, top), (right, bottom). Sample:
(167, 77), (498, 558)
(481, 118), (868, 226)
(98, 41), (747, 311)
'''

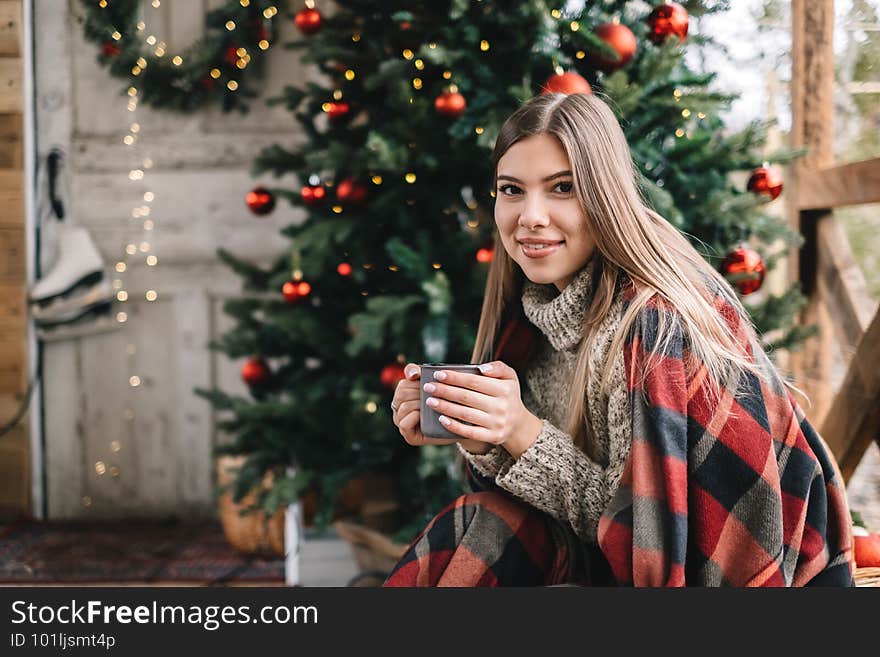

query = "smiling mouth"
(520, 241), (563, 251)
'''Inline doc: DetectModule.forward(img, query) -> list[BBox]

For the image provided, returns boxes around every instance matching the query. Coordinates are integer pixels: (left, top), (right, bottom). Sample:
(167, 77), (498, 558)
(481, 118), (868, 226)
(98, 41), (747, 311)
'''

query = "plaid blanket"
(493, 281), (855, 587)
(383, 490), (604, 586)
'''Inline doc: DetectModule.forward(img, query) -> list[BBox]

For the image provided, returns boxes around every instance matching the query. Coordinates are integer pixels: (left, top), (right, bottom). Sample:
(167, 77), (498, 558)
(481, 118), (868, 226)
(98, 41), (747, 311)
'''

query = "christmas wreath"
(79, 0), (285, 113)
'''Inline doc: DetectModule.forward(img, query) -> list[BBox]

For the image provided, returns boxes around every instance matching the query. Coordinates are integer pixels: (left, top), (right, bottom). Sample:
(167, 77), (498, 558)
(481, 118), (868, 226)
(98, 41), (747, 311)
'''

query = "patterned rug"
(0, 518), (285, 585)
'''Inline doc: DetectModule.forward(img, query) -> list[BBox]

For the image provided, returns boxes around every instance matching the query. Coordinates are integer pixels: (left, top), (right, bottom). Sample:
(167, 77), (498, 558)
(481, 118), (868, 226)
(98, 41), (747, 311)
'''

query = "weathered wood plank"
(790, 0), (835, 171)
(0, 169), (23, 227)
(0, 2), (22, 57)
(816, 217), (877, 348)
(42, 340), (83, 519)
(0, 112), (21, 168)
(0, 56), (21, 113)
(797, 158), (880, 210)
(821, 308), (880, 482)
(789, 0), (835, 433)
(0, 337), (25, 392)
(0, 423), (29, 520)
(0, 390), (23, 419)
(0, 280), (26, 395)
(171, 290), (213, 508)
(0, 226), (24, 277)
(44, 297), (216, 519)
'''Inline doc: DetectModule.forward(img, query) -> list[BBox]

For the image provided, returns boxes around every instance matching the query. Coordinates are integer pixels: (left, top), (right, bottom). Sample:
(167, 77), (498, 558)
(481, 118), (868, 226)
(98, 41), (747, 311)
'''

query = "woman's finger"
(424, 381), (495, 414)
(435, 414), (495, 443)
(395, 399), (419, 417)
(397, 409), (420, 433)
(427, 367), (506, 396)
(425, 396), (493, 429)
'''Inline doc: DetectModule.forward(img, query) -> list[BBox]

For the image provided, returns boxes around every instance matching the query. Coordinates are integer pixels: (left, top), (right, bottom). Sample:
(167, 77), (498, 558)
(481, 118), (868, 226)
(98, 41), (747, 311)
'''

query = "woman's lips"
(520, 241), (563, 259)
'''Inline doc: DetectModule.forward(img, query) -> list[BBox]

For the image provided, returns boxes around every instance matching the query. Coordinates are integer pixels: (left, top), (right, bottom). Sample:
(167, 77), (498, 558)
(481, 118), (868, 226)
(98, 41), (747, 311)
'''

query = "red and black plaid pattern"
(385, 276), (854, 587)
(595, 282), (855, 586)
(382, 488), (598, 587)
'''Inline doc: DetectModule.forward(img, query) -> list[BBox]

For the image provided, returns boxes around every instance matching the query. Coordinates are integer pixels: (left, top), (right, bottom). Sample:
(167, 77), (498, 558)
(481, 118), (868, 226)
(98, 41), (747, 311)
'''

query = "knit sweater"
(457, 257), (632, 544)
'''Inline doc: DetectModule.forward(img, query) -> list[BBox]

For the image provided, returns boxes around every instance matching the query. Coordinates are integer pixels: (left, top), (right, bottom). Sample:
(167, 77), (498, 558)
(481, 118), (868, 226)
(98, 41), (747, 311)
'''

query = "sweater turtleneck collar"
(521, 256), (597, 352)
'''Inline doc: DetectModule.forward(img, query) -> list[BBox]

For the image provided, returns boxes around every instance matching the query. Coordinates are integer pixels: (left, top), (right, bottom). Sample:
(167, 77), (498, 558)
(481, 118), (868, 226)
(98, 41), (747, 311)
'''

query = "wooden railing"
(790, 0), (880, 482)
(0, 0), (28, 517)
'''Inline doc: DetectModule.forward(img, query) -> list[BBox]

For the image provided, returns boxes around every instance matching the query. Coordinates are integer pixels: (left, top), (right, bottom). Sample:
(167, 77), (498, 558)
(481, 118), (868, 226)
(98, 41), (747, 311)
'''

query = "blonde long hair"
(471, 92), (773, 452)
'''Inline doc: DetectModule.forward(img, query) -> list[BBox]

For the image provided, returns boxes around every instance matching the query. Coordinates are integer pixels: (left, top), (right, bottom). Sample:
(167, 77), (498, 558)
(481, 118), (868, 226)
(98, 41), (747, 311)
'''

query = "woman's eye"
(498, 182), (572, 196)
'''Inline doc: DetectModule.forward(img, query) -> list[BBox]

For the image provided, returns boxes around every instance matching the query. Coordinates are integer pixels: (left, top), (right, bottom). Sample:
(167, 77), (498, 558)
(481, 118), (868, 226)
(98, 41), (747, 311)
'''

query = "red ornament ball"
(241, 357), (271, 386)
(380, 363), (407, 390)
(283, 280), (312, 303)
(746, 166), (783, 200)
(721, 246), (765, 296)
(435, 91), (466, 118)
(295, 7), (323, 35)
(326, 101), (350, 122)
(647, 1), (689, 45)
(854, 526), (880, 568)
(336, 178), (368, 205)
(246, 186), (275, 216)
(337, 262), (353, 276)
(540, 71), (592, 95)
(225, 45), (240, 66)
(476, 247), (494, 263)
(301, 185), (327, 206)
(593, 22), (638, 71)
(102, 41), (122, 57)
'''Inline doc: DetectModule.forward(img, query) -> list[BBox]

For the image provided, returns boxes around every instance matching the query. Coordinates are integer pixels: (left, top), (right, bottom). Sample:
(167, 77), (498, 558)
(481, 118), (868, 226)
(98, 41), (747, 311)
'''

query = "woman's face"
(494, 133), (596, 291)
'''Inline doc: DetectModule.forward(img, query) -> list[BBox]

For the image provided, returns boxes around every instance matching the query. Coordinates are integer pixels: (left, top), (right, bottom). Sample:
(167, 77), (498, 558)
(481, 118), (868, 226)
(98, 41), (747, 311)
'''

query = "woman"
(385, 92), (854, 587)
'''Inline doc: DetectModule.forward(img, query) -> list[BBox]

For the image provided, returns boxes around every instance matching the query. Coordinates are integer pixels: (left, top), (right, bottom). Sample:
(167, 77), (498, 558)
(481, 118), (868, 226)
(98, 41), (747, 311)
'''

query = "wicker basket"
(855, 567), (880, 587)
(333, 520), (408, 574)
(216, 455), (285, 558)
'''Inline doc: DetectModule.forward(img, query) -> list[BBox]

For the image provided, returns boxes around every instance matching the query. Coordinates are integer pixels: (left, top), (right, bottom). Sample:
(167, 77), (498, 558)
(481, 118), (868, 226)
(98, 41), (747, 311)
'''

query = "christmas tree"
(197, 0), (811, 543)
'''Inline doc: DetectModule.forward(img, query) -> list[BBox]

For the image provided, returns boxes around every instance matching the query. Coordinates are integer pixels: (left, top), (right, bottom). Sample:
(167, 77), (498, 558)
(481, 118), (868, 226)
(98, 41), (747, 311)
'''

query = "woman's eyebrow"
(496, 170), (572, 183)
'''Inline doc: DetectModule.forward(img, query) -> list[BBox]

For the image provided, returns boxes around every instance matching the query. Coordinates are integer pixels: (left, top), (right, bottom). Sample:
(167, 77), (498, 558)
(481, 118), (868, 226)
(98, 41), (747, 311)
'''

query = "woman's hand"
(391, 363), (491, 453)
(421, 360), (544, 459)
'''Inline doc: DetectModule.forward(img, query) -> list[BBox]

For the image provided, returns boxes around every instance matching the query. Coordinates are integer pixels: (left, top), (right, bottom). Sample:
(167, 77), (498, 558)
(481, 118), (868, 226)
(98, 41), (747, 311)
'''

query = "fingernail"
(478, 363), (493, 373)
(405, 366), (417, 377)
(438, 415), (451, 426)
(423, 382), (436, 393)
(426, 397), (439, 408)
(434, 371), (447, 381)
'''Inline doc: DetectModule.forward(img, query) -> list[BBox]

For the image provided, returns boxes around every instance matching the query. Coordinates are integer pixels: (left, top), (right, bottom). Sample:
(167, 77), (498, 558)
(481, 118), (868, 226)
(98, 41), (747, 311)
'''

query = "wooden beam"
(0, 2), (21, 57)
(789, 0), (835, 432)
(0, 1), (26, 520)
(0, 280), (25, 395)
(0, 226), (23, 277)
(0, 112), (22, 168)
(0, 56), (20, 113)
(0, 169), (22, 226)
(797, 158), (880, 210)
(790, 0), (835, 171)
(821, 307), (880, 482)
(816, 217), (877, 347)
(0, 424), (30, 520)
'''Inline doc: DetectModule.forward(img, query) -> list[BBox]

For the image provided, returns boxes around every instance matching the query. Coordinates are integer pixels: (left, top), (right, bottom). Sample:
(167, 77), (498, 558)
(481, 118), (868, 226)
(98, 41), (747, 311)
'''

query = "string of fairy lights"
(79, 1), (723, 471)
(82, 1), (283, 507)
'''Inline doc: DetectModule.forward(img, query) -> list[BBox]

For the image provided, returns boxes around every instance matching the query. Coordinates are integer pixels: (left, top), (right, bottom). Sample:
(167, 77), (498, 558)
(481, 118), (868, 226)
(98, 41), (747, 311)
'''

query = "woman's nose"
(518, 200), (550, 230)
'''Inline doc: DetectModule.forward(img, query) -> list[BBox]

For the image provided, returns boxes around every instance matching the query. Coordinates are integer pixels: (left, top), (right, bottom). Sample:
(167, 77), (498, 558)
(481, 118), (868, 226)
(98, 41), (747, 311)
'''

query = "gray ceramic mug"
(419, 364), (484, 440)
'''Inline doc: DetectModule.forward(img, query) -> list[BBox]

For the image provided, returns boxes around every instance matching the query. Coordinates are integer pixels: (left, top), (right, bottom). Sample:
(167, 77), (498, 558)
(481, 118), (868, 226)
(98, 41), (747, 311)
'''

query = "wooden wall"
(0, 0), (28, 519)
(33, 0), (317, 519)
